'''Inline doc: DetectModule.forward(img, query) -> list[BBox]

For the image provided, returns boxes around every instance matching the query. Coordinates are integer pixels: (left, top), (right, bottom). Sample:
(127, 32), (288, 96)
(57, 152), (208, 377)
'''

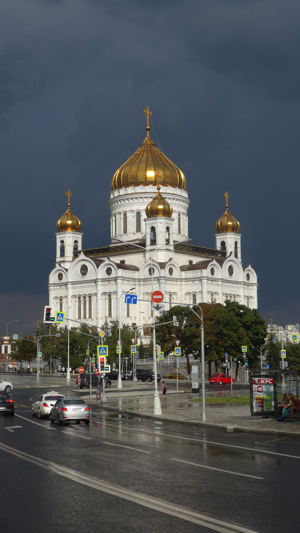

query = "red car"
(209, 373), (235, 385)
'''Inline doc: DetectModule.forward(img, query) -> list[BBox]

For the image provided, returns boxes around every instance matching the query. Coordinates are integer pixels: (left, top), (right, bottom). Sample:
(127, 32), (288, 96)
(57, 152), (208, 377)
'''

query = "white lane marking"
(15, 413), (56, 430)
(103, 421), (300, 460)
(61, 431), (91, 440)
(0, 443), (259, 533)
(102, 441), (150, 454)
(4, 426), (22, 433)
(171, 458), (264, 480)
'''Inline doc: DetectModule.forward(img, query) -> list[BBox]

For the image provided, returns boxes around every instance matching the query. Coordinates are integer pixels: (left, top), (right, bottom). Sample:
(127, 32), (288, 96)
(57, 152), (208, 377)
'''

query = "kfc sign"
(252, 378), (273, 385)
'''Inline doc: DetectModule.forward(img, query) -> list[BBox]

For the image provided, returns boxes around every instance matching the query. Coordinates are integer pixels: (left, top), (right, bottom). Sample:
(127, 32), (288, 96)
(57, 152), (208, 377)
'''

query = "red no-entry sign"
(151, 291), (164, 303)
(78, 366), (85, 374)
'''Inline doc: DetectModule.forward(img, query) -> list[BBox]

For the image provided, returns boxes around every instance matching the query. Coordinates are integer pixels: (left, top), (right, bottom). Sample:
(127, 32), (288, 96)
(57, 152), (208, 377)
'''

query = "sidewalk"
(83, 389), (300, 437)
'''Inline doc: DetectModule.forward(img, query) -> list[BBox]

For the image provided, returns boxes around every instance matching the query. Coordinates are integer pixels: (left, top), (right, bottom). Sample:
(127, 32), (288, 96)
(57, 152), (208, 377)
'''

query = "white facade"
(267, 323), (300, 344)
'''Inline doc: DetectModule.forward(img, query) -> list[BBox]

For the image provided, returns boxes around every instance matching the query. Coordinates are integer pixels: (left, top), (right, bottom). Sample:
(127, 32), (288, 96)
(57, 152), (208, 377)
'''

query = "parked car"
(209, 373), (235, 385)
(136, 369), (161, 382)
(79, 373), (112, 389)
(122, 371), (133, 380)
(106, 370), (119, 380)
(0, 379), (13, 393)
(32, 391), (65, 418)
(164, 372), (186, 380)
(0, 391), (14, 416)
(50, 397), (90, 425)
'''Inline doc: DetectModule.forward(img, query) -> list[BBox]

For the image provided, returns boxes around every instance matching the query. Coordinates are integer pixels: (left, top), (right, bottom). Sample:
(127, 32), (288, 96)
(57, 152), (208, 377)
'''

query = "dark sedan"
(0, 391), (14, 416)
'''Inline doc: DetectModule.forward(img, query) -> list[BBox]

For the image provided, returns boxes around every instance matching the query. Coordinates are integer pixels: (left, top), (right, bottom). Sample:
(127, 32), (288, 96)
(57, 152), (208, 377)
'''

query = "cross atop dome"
(143, 106), (152, 136)
(66, 189), (73, 207)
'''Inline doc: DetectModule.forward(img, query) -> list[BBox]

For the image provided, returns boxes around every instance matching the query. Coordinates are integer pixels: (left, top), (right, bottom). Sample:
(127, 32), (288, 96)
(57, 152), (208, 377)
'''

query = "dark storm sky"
(0, 0), (299, 336)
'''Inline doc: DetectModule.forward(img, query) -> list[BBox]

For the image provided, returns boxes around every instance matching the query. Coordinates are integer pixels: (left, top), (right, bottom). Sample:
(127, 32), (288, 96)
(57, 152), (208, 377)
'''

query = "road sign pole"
(231, 357), (233, 396)
(100, 335), (107, 403)
(177, 354), (178, 392)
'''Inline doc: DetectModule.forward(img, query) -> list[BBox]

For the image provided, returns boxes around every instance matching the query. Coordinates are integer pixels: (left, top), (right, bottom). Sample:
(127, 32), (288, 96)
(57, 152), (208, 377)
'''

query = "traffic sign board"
(86, 350), (89, 356)
(78, 366), (85, 374)
(151, 291), (164, 303)
(91, 358), (95, 363)
(292, 334), (298, 342)
(55, 311), (65, 324)
(100, 331), (105, 337)
(158, 352), (164, 360)
(38, 352), (42, 358)
(281, 350), (286, 359)
(131, 338), (136, 344)
(13, 334), (18, 340)
(97, 345), (108, 356)
(174, 347), (181, 356)
(225, 353), (228, 360)
(175, 340), (180, 347)
(241, 346), (247, 352)
(151, 303), (164, 312)
(125, 294), (137, 304)
(131, 345), (136, 353)
(116, 346), (122, 353)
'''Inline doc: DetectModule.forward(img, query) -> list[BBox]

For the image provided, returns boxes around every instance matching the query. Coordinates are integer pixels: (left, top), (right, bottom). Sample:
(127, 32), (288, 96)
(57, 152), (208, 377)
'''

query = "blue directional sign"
(55, 311), (65, 324)
(97, 345), (108, 356)
(124, 294), (137, 304)
(273, 337), (276, 342)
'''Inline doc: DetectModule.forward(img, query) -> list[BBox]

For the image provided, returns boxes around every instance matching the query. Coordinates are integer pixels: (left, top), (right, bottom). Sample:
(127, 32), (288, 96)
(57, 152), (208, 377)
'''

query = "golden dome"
(215, 191), (240, 233)
(145, 185), (173, 218)
(111, 107), (186, 191)
(56, 190), (82, 232)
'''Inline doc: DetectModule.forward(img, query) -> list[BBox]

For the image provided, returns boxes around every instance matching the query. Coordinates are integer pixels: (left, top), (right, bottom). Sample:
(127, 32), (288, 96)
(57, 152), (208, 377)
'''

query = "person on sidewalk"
(162, 380), (167, 400)
(288, 394), (300, 421)
(96, 381), (103, 402)
(276, 393), (291, 421)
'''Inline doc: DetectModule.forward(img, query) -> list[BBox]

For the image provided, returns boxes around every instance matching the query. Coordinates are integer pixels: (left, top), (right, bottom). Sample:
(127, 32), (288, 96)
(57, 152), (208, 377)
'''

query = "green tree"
(11, 336), (36, 364)
(137, 339), (147, 360)
(265, 334), (282, 369)
(105, 320), (136, 370)
(285, 342), (300, 370)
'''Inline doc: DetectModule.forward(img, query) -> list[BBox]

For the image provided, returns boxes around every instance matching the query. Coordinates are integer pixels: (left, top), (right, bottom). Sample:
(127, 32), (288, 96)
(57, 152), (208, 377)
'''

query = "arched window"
(83, 296), (87, 319)
(60, 240), (65, 257)
(220, 241), (226, 252)
(123, 213), (127, 234)
(166, 226), (170, 244)
(136, 212), (141, 233)
(108, 294), (112, 317)
(192, 294), (196, 305)
(73, 240), (78, 257)
(150, 226), (156, 245)
(178, 213), (181, 234)
(78, 296), (81, 319)
(234, 241), (238, 258)
(88, 296), (92, 319)
(59, 297), (63, 312)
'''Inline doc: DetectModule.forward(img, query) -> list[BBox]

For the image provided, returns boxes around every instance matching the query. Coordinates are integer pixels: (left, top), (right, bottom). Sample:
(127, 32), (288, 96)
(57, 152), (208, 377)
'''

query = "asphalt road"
(1, 385), (297, 533)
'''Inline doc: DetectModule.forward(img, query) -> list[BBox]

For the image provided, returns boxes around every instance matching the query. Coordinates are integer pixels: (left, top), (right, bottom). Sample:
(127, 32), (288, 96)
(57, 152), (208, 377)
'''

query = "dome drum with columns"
(49, 109), (258, 338)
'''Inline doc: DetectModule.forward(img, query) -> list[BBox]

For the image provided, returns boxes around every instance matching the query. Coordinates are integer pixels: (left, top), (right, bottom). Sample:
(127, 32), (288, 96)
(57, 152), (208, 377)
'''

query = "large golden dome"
(111, 107), (186, 191)
(215, 191), (240, 233)
(56, 190), (82, 233)
(145, 185), (173, 218)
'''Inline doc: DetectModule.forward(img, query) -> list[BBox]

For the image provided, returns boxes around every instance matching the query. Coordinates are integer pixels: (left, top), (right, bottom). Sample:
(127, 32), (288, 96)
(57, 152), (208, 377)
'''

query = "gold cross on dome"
(66, 189), (72, 207)
(144, 106), (152, 135)
(224, 191), (229, 208)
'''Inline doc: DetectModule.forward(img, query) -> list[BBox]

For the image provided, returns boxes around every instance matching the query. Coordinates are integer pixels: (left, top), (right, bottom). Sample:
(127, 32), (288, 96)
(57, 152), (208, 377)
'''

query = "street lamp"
(118, 287), (135, 389)
(0, 319), (18, 336)
(189, 305), (206, 422)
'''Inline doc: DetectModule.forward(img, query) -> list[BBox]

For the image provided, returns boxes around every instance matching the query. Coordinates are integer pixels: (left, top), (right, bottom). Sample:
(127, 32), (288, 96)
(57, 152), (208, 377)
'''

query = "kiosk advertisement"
(252, 377), (274, 413)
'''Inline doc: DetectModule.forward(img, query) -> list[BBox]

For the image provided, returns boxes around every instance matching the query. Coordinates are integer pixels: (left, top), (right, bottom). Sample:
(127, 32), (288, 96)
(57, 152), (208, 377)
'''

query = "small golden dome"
(111, 107), (186, 191)
(145, 185), (173, 218)
(215, 191), (240, 233)
(56, 190), (82, 232)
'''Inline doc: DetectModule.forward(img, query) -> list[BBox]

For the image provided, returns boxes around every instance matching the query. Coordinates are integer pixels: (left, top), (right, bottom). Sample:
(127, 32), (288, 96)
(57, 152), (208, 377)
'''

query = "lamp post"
(118, 287), (136, 389)
(0, 319), (19, 337)
(189, 305), (206, 422)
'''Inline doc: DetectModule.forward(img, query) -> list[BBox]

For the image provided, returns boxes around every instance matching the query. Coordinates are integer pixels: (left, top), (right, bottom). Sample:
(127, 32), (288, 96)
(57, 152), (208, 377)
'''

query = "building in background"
(267, 323), (300, 343)
(48, 109), (258, 338)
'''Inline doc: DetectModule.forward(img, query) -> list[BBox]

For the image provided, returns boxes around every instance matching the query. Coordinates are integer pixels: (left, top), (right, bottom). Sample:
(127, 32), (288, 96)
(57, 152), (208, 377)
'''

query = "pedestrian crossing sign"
(158, 352), (164, 360)
(55, 311), (65, 324)
(91, 358), (95, 363)
(174, 347), (181, 356)
(38, 352), (42, 358)
(97, 345), (108, 356)
(116, 346), (122, 353)
(131, 345), (136, 354)
(13, 334), (18, 340)
(292, 334), (298, 342)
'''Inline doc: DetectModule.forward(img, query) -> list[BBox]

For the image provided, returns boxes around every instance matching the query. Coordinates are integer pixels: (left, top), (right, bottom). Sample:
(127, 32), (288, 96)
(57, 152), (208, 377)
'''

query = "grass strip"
(190, 396), (250, 404)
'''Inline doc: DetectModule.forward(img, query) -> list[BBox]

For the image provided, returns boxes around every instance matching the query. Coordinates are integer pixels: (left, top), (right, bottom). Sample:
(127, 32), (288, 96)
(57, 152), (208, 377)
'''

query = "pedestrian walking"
(62, 366), (65, 376)
(162, 380), (167, 400)
(96, 381), (103, 402)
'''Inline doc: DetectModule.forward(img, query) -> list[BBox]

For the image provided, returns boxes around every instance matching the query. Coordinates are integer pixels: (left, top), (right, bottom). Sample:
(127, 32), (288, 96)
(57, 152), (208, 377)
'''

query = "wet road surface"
(1, 386), (298, 533)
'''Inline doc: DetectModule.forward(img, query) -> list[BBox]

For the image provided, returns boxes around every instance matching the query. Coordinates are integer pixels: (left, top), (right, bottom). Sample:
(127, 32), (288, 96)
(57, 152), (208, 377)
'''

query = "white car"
(32, 391), (65, 419)
(0, 379), (13, 393)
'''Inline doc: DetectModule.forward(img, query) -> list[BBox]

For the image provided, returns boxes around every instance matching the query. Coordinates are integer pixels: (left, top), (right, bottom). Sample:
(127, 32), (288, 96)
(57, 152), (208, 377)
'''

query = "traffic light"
(244, 357), (248, 367)
(99, 357), (105, 371)
(44, 306), (54, 323)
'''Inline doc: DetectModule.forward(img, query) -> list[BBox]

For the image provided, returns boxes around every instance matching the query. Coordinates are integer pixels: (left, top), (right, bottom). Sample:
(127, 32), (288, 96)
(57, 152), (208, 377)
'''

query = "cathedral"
(48, 108), (258, 338)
